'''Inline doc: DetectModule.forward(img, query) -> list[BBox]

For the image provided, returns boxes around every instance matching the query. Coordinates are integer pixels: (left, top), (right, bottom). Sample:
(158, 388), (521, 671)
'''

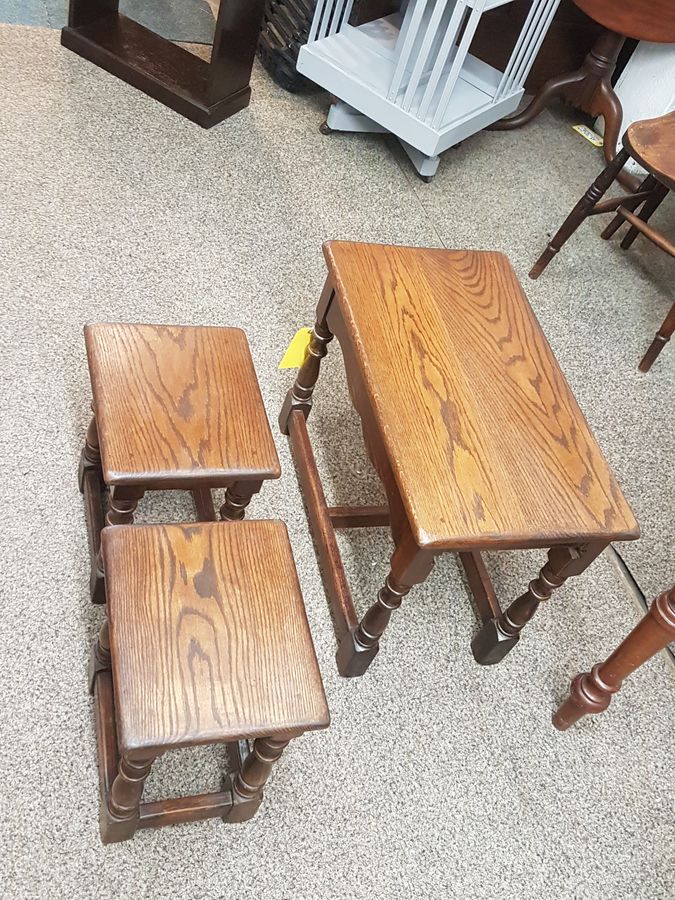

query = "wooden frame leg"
(101, 750), (155, 844)
(79, 414), (108, 604)
(336, 532), (435, 677)
(219, 480), (262, 522)
(92, 485), (143, 604)
(68, 0), (119, 29)
(529, 149), (629, 279)
(78, 415), (102, 493)
(553, 587), (675, 730)
(279, 279), (335, 434)
(471, 542), (607, 666)
(223, 736), (291, 823)
(639, 302), (675, 373)
(88, 618), (111, 694)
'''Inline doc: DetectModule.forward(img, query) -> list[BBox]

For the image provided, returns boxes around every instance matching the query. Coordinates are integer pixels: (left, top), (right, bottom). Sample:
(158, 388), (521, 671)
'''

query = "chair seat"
(323, 241), (639, 550)
(624, 110), (675, 192)
(102, 521), (330, 752)
(85, 323), (281, 487)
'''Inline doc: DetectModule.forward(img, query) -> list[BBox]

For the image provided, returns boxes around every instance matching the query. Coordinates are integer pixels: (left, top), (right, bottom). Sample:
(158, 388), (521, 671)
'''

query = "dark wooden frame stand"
(62, 0), (267, 127)
(279, 276), (618, 678)
(89, 627), (294, 843)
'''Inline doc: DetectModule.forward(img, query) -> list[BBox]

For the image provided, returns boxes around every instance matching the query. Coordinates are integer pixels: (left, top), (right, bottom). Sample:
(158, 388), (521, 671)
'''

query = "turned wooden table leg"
(601, 174), (658, 240)
(89, 618), (111, 694)
(472, 542), (606, 665)
(639, 302), (675, 373)
(279, 279), (335, 434)
(219, 480), (262, 522)
(91, 486), (143, 604)
(529, 149), (629, 279)
(553, 587), (675, 730)
(78, 415), (102, 493)
(223, 736), (291, 823)
(336, 532), (435, 677)
(101, 751), (155, 844)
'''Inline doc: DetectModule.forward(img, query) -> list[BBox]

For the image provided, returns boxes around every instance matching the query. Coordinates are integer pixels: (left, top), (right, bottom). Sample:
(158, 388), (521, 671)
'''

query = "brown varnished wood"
(328, 506), (391, 529)
(287, 410), (358, 640)
(458, 551), (502, 623)
(530, 115), (674, 371)
(323, 241), (638, 552)
(102, 520), (329, 752)
(85, 323), (280, 488)
(192, 487), (217, 522)
(624, 112), (675, 192)
(553, 586), (675, 729)
(62, 1), (267, 128)
(572, 0), (675, 44)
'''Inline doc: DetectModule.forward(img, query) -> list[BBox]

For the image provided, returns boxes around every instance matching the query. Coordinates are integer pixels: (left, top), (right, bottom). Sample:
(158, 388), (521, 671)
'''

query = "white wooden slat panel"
(388, 0), (430, 102)
(401, 0), (451, 113)
(417, 0), (468, 121)
(432, 3), (484, 128)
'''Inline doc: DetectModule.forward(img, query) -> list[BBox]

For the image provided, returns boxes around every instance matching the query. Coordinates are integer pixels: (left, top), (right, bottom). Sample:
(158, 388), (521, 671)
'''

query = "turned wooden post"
(553, 587), (675, 730)
(219, 480), (261, 522)
(336, 532), (435, 677)
(279, 280), (335, 434)
(101, 752), (155, 844)
(472, 542), (606, 665)
(223, 736), (290, 823)
(88, 618), (111, 694)
(91, 486), (143, 604)
(529, 149), (629, 279)
(78, 415), (102, 493)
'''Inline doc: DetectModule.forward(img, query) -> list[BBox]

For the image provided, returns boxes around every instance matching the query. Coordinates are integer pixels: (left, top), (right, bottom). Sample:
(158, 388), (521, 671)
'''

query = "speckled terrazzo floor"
(0, 24), (673, 900)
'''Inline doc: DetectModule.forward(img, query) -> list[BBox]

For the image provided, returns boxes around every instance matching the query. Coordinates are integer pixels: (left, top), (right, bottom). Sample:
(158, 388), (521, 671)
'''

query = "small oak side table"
(280, 241), (639, 677)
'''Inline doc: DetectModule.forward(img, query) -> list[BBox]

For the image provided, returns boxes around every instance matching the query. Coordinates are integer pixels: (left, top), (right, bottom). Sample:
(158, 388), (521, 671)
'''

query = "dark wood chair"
(280, 241), (639, 678)
(530, 110), (675, 372)
(62, 0), (267, 127)
(79, 323), (280, 602)
(553, 586), (675, 729)
(90, 519), (329, 843)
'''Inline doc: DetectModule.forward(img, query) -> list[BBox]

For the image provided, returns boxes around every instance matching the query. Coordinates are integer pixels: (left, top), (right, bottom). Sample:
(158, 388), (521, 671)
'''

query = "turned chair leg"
(639, 302), (675, 373)
(553, 587), (675, 730)
(472, 542), (606, 665)
(223, 736), (291, 823)
(279, 279), (335, 434)
(336, 533), (435, 677)
(530, 149), (629, 279)
(91, 486), (143, 604)
(101, 751), (155, 844)
(219, 480), (261, 522)
(600, 175), (659, 241)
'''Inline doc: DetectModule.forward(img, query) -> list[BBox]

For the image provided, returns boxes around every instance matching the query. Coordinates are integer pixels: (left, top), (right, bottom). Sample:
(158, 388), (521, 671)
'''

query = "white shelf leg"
(398, 139), (440, 181)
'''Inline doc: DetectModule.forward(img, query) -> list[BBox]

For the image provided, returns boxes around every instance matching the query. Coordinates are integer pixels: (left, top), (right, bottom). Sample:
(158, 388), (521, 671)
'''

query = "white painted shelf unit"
(298, 0), (561, 179)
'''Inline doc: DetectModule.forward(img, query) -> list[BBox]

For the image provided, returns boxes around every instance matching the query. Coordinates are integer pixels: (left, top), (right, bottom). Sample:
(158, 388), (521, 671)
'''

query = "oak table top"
(102, 520), (330, 752)
(324, 241), (639, 551)
(85, 323), (281, 487)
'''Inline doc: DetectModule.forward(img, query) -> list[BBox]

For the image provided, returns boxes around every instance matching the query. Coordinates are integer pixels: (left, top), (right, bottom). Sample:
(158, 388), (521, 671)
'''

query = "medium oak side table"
(280, 242), (639, 677)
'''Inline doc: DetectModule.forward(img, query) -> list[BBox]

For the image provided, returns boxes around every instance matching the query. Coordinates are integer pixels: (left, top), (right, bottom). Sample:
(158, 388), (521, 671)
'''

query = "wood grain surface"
(625, 111), (675, 193)
(323, 241), (639, 550)
(572, 0), (675, 44)
(102, 521), (329, 752)
(85, 323), (280, 487)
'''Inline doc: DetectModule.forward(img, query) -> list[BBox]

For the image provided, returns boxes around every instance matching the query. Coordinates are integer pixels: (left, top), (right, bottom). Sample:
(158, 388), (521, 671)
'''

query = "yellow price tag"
(279, 327), (312, 369)
(572, 124), (603, 147)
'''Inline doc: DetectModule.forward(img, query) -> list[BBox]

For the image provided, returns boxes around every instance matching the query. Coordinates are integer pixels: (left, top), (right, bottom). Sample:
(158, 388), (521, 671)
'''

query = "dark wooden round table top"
(573, 0), (675, 43)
